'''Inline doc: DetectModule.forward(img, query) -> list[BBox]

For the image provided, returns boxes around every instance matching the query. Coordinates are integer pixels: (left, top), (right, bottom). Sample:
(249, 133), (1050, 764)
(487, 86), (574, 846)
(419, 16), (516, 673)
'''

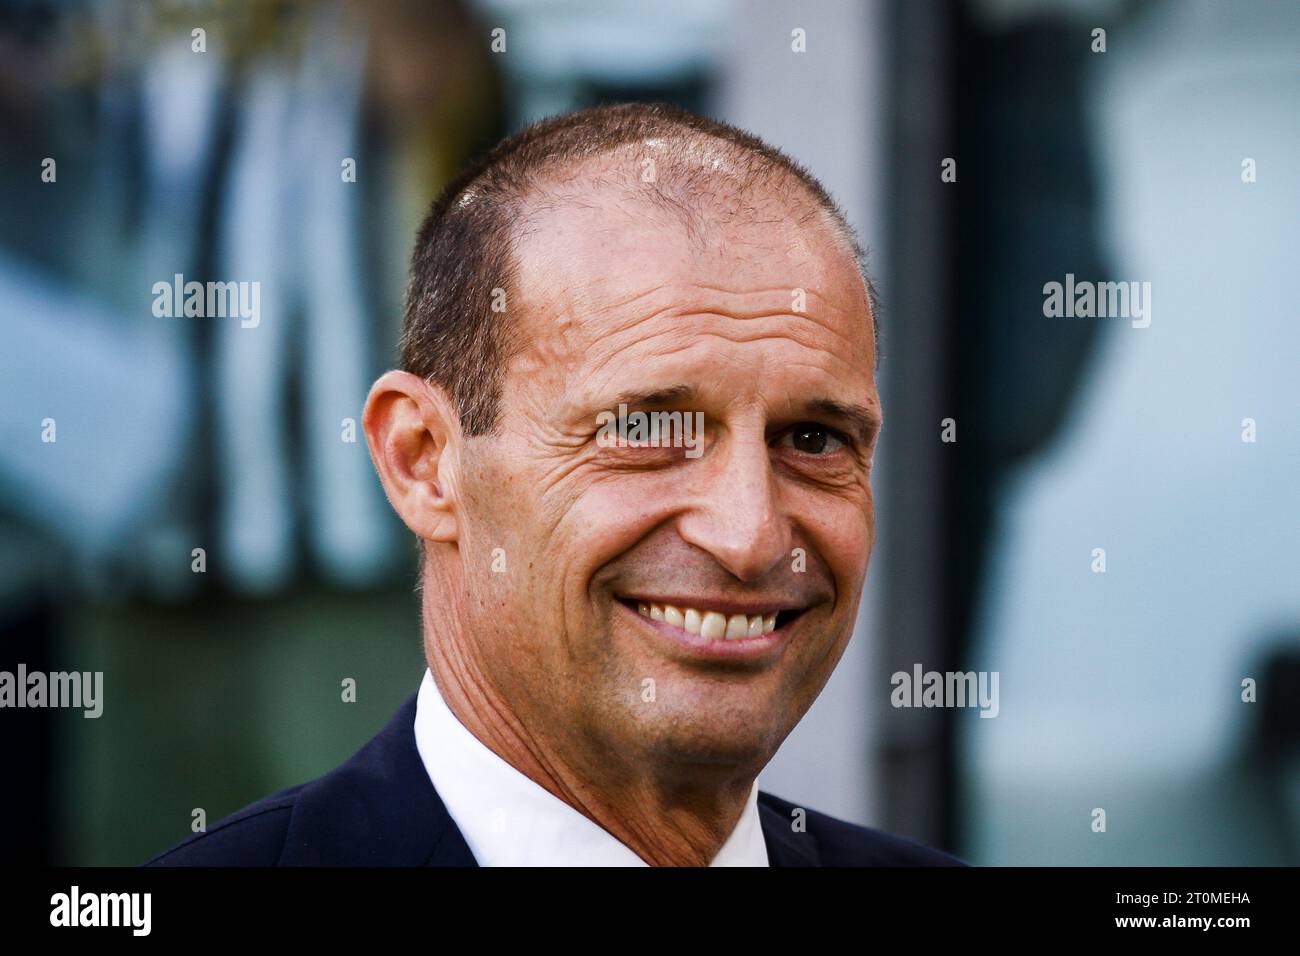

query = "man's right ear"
(362, 371), (462, 544)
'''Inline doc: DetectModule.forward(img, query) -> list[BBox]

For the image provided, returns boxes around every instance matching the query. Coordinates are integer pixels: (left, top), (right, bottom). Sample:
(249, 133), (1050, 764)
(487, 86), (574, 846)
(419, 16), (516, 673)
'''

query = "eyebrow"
(597, 386), (880, 441)
(605, 384), (699, 408)
(805, 397), (882, 443)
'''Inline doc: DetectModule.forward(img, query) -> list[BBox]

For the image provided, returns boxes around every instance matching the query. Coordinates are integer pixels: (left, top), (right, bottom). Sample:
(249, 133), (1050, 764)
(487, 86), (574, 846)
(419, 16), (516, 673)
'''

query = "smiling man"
(148, 103), (962, 867)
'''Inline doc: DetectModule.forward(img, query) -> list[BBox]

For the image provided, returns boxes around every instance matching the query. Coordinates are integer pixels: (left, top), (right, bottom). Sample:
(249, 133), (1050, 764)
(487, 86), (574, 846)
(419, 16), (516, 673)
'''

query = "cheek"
(804, 492), (875, 594)
(558, 474), (667, 585)
(459, 458), (644, 624)
(456, 461), (545, 613)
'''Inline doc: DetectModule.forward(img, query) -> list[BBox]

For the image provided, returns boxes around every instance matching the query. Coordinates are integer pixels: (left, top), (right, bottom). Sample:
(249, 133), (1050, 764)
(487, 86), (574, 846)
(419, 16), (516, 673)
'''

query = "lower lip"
(616, 601), (793, 664)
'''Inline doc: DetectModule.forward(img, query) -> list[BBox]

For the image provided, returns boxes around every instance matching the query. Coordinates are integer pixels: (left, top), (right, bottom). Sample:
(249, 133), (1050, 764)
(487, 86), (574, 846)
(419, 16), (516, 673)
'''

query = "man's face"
(453, 178), (881, 774)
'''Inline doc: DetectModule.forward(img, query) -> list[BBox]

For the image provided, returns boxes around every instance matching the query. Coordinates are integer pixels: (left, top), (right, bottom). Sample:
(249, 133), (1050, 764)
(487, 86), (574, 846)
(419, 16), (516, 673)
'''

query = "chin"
(648, 729), (776, 770)
(630, 697), (789, 769)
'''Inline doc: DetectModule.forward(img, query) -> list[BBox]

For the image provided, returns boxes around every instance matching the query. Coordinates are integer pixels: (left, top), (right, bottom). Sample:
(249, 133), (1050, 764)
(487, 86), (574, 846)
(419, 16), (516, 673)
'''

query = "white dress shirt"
(413, 667), (770, 866)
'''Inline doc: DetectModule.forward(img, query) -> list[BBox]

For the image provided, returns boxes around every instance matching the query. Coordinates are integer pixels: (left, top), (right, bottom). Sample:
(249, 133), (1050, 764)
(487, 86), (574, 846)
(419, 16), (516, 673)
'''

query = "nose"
(675, 433), (789, 582)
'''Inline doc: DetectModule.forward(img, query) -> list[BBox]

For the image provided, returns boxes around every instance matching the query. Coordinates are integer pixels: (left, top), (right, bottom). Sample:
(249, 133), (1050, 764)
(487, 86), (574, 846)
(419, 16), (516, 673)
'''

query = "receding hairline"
(501, 132), (878, 350)
(516, 136), (857, 238)
(445, 103), (875, 301)
(507, 151), (870, 326)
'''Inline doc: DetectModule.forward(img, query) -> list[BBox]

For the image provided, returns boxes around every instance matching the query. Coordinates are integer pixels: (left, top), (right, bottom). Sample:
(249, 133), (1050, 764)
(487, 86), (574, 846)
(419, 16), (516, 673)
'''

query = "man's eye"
(616, 415), (659, 445)
(777, 424), (847, 455)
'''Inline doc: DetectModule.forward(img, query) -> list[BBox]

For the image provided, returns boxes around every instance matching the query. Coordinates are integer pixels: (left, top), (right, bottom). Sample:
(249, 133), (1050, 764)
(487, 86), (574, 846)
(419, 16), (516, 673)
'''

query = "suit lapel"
(278, 692), (478, 866)
(758, 792), (821, 866)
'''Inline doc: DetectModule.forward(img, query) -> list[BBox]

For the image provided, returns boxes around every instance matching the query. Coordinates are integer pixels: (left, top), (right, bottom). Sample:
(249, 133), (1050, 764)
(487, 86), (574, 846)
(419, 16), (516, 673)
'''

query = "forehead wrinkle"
(548, 274), (866, 340)
(653, 282), (864, 324)
(513, 271), (874, 400)
(595, 309), (871, 369)
(509, 182), (875, 382)
(686, 329), (873, 385)
(517, 224), (870, 345)
(567, 327), (871, 422)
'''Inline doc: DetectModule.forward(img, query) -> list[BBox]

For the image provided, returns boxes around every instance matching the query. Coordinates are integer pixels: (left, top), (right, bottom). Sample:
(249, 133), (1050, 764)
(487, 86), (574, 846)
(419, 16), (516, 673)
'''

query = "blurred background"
(1, 0), (1296, 866)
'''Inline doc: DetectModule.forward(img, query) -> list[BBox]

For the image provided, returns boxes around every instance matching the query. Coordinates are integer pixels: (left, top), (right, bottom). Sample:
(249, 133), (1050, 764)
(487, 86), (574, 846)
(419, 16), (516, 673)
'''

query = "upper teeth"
(636, 602), (777, 640)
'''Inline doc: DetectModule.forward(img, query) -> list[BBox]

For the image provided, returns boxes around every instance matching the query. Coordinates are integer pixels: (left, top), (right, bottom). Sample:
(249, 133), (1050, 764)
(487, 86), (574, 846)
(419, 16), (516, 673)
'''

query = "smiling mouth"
(616, 598), (806, 641)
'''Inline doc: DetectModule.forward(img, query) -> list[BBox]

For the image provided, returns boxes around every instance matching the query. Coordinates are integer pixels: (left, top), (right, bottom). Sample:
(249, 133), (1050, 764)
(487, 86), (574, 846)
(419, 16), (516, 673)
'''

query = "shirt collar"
(413, 667), (769, 866)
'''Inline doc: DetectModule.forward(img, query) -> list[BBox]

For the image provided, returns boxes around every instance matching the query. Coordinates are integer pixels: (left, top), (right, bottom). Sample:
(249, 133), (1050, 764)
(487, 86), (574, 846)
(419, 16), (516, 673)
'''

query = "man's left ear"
(362, 370), (462, 544)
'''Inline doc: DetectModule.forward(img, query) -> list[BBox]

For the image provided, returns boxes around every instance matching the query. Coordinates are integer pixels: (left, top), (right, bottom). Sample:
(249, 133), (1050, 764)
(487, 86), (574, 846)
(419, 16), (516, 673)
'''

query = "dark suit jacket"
(145, 692), (965, 866)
